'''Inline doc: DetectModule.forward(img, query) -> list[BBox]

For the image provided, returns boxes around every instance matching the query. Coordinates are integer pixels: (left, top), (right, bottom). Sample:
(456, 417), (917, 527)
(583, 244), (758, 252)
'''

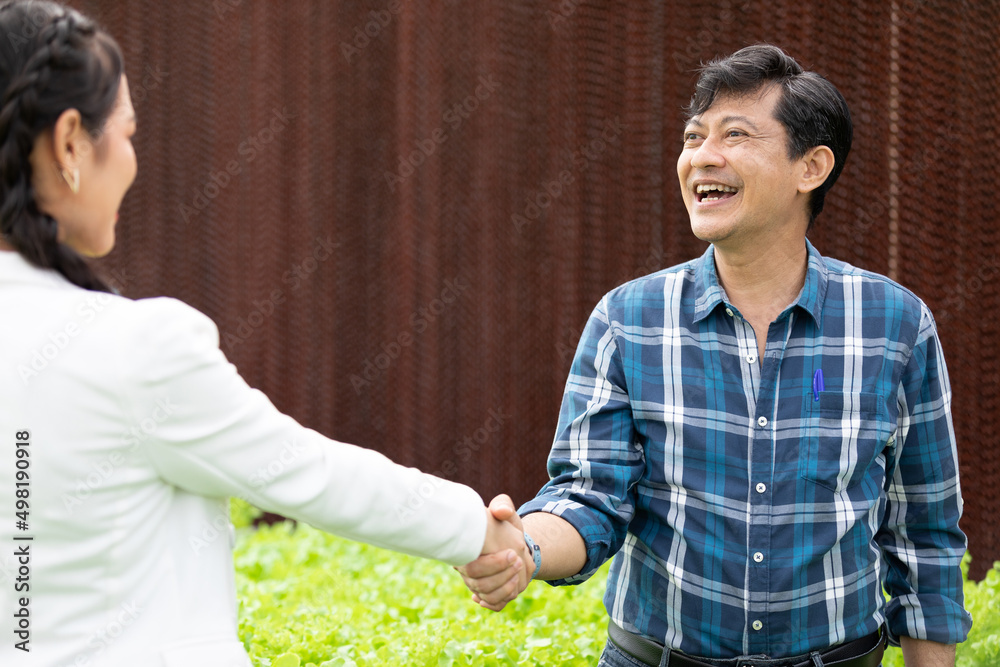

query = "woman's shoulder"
(127, 295), (217, 328)
(97, 294), (221, 352)
(32, 289), (225, 371)
(1, 254), (220, 350)
(76, 294), (226, 397)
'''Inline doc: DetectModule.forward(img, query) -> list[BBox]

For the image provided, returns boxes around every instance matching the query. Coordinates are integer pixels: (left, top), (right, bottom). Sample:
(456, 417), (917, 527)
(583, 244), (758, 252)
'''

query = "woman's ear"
(797, 145), (835, 194)
(29, 109), (89, 202)
(50, 108), (89, 171)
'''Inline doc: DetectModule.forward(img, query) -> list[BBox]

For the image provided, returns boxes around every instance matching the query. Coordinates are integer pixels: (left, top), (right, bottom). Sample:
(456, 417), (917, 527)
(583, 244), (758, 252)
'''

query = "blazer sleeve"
(116, 297), (486, 567)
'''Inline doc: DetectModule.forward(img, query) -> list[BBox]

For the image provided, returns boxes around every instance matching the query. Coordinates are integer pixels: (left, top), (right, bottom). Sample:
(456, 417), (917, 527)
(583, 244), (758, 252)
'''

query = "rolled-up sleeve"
(877, 305), (973, 645)
(519, 297), (645, 585)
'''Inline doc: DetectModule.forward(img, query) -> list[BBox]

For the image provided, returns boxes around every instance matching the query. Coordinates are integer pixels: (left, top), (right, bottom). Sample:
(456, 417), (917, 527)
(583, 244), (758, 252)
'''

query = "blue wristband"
(523, 531), (541, 580)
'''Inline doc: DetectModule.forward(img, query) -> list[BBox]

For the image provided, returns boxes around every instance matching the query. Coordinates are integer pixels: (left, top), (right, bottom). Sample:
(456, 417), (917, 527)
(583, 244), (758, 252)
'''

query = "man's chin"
(689, 218), (733, 244)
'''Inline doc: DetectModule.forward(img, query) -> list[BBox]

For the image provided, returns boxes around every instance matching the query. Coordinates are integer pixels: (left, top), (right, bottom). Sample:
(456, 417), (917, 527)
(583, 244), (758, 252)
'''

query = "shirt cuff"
(885, 592), (973, 646)
(519, 495), (614, 586)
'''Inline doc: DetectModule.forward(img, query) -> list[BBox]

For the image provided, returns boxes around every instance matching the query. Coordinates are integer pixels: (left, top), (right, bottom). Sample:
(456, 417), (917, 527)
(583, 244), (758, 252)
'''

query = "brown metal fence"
(74, 0), (999, 578)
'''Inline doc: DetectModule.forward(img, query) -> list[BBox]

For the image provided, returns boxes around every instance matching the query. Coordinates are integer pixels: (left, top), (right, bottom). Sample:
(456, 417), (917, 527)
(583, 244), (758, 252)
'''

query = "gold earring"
(61, 167), (80, 194)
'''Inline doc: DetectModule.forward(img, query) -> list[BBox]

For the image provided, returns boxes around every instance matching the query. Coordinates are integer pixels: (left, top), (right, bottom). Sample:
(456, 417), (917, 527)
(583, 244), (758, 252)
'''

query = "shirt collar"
(692, 238), (828, 326)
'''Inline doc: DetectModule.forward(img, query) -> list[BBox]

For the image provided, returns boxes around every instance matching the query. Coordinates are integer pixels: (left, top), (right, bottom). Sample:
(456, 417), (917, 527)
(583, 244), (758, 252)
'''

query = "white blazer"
(0, 252), (486, 667)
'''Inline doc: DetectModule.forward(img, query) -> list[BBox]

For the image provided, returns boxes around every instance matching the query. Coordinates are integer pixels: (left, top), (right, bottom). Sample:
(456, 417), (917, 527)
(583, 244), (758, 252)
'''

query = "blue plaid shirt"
(521, 241), (972, 659)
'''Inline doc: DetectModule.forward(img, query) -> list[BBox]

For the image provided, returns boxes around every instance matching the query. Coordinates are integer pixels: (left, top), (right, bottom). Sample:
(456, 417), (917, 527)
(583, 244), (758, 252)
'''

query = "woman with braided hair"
(0, 2), (525, 665)
(0, 0), (126, 290)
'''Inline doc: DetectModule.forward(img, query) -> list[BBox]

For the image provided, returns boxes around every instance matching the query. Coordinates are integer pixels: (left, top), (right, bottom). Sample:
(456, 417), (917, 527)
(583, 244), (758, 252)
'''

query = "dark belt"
(608, 620), (887, 667)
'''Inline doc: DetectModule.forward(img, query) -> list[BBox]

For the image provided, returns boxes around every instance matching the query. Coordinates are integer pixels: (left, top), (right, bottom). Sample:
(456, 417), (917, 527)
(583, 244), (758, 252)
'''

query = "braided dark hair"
(0, 0), (123, 292)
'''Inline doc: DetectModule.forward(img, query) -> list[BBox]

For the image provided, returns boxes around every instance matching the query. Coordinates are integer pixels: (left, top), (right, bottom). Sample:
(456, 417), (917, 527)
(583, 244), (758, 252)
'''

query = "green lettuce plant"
(229, 501), (998, 666)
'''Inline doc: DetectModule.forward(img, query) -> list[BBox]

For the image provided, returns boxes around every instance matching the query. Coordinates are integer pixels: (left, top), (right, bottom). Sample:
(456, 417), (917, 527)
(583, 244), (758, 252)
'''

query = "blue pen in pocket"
(812, 368), (825, 402)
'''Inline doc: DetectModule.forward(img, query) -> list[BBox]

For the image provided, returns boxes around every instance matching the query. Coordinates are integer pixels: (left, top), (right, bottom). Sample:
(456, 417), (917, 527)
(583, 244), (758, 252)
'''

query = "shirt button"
(757, 416), (768, 427)
(756, 483), (766, 493)
(725, 307), (734, 317)
(753, 552), (764, 563)
(752, 620), (763, 631)
(746, 354), (756, 364)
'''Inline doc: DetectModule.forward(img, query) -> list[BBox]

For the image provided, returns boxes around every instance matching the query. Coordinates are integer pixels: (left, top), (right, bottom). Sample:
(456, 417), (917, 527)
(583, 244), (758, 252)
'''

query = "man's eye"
(726, 130), (746, 138)
(683, 133), (700, 142)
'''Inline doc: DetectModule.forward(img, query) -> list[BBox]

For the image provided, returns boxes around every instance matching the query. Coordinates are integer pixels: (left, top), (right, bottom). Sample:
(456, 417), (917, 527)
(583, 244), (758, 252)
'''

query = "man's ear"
(797, 145), (835, 194)
(50, 108), (88, 171)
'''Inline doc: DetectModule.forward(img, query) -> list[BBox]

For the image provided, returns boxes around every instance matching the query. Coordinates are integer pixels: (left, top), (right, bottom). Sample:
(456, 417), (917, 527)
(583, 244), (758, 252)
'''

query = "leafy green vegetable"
(232, 512), (998, 666)
(230, 497), (264, 530)
(957, 554), (1000, 667)
(234, 521), (607, 666)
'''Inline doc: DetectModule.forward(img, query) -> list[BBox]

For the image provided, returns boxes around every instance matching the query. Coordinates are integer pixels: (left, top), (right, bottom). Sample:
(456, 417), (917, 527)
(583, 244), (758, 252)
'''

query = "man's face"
(677, 85), (811, 248)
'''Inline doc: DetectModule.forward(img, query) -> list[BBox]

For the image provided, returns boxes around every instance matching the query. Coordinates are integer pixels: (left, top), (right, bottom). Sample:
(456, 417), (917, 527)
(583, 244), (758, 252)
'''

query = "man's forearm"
(522, 511), (587, 580)
(900, 636), (955, 667)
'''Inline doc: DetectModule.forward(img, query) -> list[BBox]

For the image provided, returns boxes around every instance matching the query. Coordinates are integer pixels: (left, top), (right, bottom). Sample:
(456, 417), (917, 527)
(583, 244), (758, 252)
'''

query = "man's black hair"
(686, 44), (853, 226)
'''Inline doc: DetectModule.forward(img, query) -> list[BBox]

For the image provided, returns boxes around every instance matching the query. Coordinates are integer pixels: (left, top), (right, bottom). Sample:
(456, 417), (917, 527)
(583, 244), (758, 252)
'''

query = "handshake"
(458, 494), (539, 612)
(459, 494), (587, 610)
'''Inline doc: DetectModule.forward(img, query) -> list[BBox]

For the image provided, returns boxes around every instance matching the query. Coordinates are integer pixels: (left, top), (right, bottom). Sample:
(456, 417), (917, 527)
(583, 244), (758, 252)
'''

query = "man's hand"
(459, 494), (534, 611)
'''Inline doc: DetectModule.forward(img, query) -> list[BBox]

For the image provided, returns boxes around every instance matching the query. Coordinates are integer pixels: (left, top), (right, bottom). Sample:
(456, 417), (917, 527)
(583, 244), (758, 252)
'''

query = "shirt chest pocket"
(800, 391), (892, 493)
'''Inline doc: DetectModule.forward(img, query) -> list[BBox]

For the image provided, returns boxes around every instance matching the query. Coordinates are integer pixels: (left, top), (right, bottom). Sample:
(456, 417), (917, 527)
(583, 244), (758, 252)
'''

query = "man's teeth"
(696, 184), (738, 202)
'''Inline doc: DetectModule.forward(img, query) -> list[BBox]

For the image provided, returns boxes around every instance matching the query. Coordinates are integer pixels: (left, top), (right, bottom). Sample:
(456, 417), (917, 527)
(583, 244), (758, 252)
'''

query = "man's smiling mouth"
(695, 183), (739, 202)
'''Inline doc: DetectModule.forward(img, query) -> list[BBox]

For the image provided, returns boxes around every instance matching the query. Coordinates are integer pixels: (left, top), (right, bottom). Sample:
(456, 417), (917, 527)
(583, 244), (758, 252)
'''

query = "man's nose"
(690, 136), (726, 170)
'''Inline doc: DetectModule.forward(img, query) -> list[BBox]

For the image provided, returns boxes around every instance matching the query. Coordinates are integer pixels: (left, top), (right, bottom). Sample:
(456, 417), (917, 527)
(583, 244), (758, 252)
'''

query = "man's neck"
(713, 235), (809, 325)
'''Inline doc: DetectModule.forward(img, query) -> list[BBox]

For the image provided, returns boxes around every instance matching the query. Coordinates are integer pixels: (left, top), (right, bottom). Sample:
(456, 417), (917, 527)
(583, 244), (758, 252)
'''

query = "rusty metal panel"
(77, 0), (997, 577)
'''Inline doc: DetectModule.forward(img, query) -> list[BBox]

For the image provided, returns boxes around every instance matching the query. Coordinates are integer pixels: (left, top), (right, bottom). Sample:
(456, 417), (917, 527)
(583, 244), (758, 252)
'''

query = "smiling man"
(459, 45), (972, 667)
